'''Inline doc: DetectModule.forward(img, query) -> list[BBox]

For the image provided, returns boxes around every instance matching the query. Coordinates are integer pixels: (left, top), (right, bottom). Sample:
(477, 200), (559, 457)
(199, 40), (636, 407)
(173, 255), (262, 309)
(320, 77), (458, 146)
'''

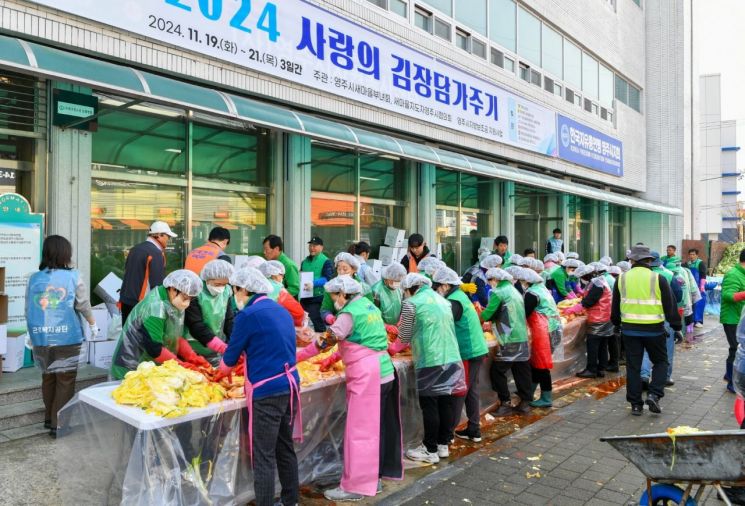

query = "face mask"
(387, 281), (401, 290)
(333, 298), (346, 312)
(207, 284), (225, 297)
(235, 298), (246, 311)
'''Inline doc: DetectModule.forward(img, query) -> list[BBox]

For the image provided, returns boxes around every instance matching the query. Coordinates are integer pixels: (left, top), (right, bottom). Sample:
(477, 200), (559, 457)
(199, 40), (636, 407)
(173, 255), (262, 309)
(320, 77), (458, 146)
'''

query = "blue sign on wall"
(557, 115), (623, 176)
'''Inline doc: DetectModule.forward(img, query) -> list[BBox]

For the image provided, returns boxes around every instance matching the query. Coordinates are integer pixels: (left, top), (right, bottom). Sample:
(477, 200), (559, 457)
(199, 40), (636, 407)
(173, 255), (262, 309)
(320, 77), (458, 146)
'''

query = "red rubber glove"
(214, 360), (233, 382)
(296, 341), (321, 363)
(206, 337), (228, 354)
(734, 291), (745, 303)
(153, 347), (180, 365)
(318, 352), (341, 372)
(177, 337), (199, 362)
(385, 324), (399, 336)
(325, 314), (337, 325)
(387, 339), (409, 357)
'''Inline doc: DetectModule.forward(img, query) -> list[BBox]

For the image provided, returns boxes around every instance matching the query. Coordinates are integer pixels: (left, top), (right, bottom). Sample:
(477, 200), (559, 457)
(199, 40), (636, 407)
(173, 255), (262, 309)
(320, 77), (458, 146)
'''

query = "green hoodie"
(720, 264), (745, 324)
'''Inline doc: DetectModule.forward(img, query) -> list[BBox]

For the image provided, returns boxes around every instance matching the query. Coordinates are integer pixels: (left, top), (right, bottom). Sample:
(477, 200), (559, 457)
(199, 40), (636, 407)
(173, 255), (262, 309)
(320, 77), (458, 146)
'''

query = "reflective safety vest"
(184, 242), (223, 274)
(618, 267), (664, 324)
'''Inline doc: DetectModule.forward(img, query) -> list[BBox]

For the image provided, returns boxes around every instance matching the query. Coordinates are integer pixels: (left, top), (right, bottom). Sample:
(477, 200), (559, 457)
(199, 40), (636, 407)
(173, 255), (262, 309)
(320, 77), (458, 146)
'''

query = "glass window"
(423, 0), (451, 16)
(530, 69), (541, 87)
(554, 82), (563, 97)
(599, 64), (614, 107)
(0, 71), (38, 205)
(434, 18), (451, 40)
(563, 39), (582, 89)
(514, 185), (563, 255)
(391, 0), (408, 17)
(455, 0), (487, 35)
(456, 29), (470, 51)
(582, 52), (599, 100)
(628, 85), (641, 112)
(367, 0), (386, 7)
(472, 39), (487, 59)
(415, 7), (433, 32)
(519, 63), (530, 83)
(517, 7), (541, 66)
(491, 47), (504, 67)
(489, 0), (516, 52)
(608, 204), (628, 261)
(504, 56), (515, 73)
(541, 24), (563, 78)
(615, 74), (628, 104)
(566, 196), (597, 261)
(191, 123), (269, 186)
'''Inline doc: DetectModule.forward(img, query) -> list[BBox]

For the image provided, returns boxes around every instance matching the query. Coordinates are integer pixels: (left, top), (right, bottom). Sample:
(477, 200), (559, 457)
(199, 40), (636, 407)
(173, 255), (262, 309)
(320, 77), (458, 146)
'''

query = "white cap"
(149, 221), (177, 238)
(599, 256), (613, 266)
(259, 260), (285, 277)
(480, 254), (503, 270)
(401, 273), (432, 290)
(617, 261), (632, 272)
(200, 259), (234, 281)
(594, 263), (608, 273)
(243, 255), (267, 270)
(334, 252), (361, 271)
(510, 254), (524, 266)
(505, 266), (523, 279)
(544, 253), (559, 263)
(517, 256), (532, 267)
(486, 268), (513, 281)
(562, 259), (580, 269)
(477, 247), (491, 262)
(432, 267), (462, 285)
(608, 266), (622, 275)
(566, 252), (579, 260)
(229, 267), (273, 294)
(556, 252), (566, 262)
(381, 263), (407, 281)
(531, 259), (545, 272)
(324, 275), (362, 294)
(423, 259), (446, 277)
(163, 269), (202, 297)
(519, 269), (544, 284)
(574, 264), (596, 278)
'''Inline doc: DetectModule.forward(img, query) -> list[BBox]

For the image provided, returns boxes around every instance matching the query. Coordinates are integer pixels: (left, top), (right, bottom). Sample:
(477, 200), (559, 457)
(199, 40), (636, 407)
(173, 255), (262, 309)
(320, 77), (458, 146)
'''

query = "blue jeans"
(641, 322), (674, 381)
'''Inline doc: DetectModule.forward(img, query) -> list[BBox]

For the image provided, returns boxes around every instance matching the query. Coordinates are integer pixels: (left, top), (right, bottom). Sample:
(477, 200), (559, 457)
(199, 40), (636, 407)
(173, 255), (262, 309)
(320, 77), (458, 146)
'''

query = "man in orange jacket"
(185, 226), (232, 274)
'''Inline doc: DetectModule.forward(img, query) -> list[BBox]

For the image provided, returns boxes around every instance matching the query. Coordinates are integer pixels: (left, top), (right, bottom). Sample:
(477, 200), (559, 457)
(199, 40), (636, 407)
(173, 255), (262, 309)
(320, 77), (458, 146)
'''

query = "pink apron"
(338, 340), (387, 496)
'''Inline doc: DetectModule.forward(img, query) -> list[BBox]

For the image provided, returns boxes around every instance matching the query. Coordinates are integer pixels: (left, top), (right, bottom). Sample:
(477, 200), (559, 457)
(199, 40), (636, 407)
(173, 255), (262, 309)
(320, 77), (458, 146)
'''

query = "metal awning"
(0, 34), (681, 216)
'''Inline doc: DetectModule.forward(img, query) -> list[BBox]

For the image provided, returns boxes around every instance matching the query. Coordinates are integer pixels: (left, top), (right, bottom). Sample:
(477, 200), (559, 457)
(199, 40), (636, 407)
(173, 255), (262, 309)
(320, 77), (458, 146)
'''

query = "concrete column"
(417, 163), (436, 246)
(47, 84), (93, 283)
(490, 180), (501, 238)
(599, 201), (610, 258)
(284, 134), (312, 265)
(500, 180), (515, 242)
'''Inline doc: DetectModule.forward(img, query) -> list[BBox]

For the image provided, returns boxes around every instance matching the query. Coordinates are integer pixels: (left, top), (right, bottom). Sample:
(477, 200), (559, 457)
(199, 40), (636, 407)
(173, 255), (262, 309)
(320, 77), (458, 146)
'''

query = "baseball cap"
(149, 221), (177, 238)
(308, 236), (324, 245)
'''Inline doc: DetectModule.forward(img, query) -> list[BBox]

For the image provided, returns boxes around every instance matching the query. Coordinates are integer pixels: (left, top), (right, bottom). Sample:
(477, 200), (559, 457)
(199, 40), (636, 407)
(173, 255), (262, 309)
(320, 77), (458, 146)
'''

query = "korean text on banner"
(26, 0), (557, 156)
(557, 115), (623, 176)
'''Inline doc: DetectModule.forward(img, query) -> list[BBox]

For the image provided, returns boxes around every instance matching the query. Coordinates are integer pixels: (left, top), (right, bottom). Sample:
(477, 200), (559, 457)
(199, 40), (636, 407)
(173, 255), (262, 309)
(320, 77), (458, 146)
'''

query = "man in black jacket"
(400, 233), (432, 273)
(611, 245), (682, 416)
(119, 221), (176, 323)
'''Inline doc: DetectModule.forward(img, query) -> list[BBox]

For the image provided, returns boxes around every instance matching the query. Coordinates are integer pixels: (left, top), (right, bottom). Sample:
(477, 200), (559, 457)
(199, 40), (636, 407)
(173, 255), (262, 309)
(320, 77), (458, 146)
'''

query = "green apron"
(370, 280), (403, 325)
(184, 281), (231, 361)
(447, 288), (488, 360)
(487, 282), (529, 362)
(407, 286), (462, 369)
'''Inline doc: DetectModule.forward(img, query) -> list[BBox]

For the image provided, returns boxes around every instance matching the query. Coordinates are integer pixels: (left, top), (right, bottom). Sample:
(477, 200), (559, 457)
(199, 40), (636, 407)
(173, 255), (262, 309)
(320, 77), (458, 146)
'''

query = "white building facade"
(0, 0), (687, 291)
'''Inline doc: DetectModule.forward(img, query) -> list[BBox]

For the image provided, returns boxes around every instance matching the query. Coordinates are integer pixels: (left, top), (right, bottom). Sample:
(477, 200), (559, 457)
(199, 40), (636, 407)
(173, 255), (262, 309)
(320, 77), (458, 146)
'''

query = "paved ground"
(383, 319), (736, 506)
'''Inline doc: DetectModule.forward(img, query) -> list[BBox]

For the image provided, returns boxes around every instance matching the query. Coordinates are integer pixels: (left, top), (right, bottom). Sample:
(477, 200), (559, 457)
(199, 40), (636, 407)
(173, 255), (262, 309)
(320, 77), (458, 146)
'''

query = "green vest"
(267, 279), (283, 301)
(618, 268), (664, 324)
(301, 252), (330, 298)
(370, 280), (402, 325)
(111, 286), (184, 380)
(603, 272), (615, 291)
(407, 286), (461, 369)
(321, 273), (373, 314)
(339, 297), (394, 378)
(527, 283), (561, 332)
(489, 282), (528, 344)
(447, 288), (488, 360)
(652, 266), (673, 284)
(184, 281), (231, 357)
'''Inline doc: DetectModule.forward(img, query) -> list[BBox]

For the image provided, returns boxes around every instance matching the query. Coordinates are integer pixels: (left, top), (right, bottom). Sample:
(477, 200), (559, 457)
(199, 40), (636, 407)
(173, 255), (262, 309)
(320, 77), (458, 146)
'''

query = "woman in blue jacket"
(25, 235), (97, 437)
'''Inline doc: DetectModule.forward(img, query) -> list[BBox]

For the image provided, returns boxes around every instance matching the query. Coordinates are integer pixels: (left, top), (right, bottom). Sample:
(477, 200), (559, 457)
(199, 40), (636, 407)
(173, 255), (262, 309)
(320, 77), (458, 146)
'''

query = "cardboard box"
(367, 259), (383, 279)
(91, 340), (117, 369)
(231, 255), (251, 270)
(0, 323), (6, 355)
(0, 266), (6, 293)
(84, 304), (112, 341)
(480, 238), (494, 251)
(2, 334), (26, 372)
(394, 248), (407, 262)
(94, 272), (122, 305)
(384, 227), (406, 247)
(0, 295), (7, 324)
(299, 272), (314, 299)
(104, 302), (120, 317)
(378, 246), (396, 266)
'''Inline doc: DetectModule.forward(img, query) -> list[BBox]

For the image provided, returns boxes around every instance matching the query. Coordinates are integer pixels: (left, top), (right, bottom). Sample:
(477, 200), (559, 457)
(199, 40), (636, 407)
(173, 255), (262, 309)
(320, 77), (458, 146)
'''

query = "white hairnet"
(200, 259), (235, 281)
(324, 275), (362, 295)
(163, 269), (203, 297)
(599, 256), (613, 266)
(505, 266), (523, 279)
(519, 269), (544, 284)
(380, 263), (405, 281)
(574, 265), (596, 278)
(556, 252), (566, 262)
(617, 261), (632, 272)
(486, 268), (513, 282)
(562, 259), (580, 269)
(418, 256), (441, 274)
(229, 267), (273, 294)
(530, 259), (545, 272)
(517, 256), (532, 267)
(259, 260), (285, 278)
(401, 273), (432, 290)
(608, 266), (622, 275)
(480, 254), (503, 269)
(334, 252), (361, 271)
(478, 247), (491, 262)
(510, 254), (524, 266)
(381, 263), (407, 281)
(594, 263), (608, 273)
(432, 267), (462, 286)
(243, 255), (266, 269)
(566, 252), (579, 260)
(543, 253), (558, 263)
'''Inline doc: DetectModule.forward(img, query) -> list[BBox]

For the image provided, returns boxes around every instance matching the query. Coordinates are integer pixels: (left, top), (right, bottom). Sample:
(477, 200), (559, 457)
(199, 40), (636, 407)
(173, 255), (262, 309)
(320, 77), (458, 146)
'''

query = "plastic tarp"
(705, 276), (723, 316)
(56, 318), (588, 505)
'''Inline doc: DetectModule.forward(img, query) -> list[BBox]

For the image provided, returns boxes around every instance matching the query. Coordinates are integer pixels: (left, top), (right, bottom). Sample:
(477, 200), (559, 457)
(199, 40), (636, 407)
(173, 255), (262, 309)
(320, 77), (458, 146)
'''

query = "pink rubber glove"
(319, 352), (342, 372)
(566, 291), (577, 299)
(387, 339), (409, 357)
(214, 359), (233, 382)
(206, 337), (228, 354)
(734, 291), (745, 303)
(296, 341), (321, 363)
(325, 314), (336, 325)
(385, 324), (399, 336)
(700, 279), (706, 292)
(686, 323), (694, 334)
(563, 303), (584, 315)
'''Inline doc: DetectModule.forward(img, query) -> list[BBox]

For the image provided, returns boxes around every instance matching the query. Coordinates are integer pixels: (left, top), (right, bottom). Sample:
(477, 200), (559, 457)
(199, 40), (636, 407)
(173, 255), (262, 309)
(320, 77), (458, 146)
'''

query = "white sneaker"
(406, 444), (440, 464)
(437, 444), (450, 458)
(694, 322), (703, 328)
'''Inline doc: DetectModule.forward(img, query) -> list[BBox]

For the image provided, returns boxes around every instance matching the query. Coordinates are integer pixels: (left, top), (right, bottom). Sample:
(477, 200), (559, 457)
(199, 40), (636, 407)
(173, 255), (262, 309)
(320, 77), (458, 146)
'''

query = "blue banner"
(557, 115), (623, 176)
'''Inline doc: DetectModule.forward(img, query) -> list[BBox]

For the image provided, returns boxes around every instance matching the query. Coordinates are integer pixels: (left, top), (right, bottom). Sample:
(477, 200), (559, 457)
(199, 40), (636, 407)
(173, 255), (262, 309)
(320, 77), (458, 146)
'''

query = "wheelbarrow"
(601, 430), (745, 505)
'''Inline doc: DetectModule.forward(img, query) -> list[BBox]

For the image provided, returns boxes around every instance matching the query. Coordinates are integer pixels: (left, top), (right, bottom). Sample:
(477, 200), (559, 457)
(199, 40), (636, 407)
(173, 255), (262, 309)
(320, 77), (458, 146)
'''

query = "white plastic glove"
(89, 323), (100, 339)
